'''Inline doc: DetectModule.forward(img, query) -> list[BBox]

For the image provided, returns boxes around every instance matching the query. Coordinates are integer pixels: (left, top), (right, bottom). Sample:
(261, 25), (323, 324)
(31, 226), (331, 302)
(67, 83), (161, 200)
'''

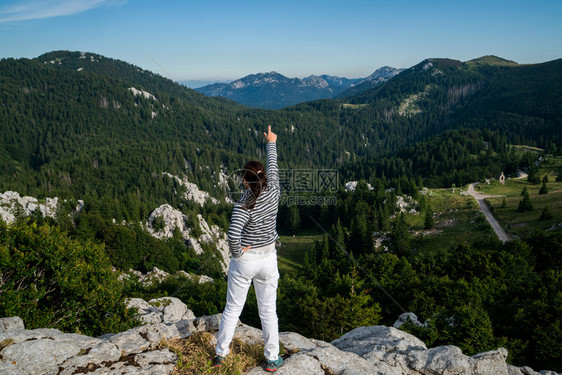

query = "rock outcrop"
(1, 301), (558, 375)
(146, 204), (230, 273)
(0, 191), (59, 224)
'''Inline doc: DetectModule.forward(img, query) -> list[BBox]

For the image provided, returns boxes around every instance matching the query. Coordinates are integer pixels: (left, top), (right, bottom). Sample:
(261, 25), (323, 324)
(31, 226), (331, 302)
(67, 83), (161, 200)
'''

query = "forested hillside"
(342, 56), (562, 157)
(2, 51), (562, 211)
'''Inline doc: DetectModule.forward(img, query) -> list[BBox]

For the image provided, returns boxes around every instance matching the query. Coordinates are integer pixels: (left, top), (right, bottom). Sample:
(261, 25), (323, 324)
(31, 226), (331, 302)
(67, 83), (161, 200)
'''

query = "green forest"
(1, 51), (561, 372)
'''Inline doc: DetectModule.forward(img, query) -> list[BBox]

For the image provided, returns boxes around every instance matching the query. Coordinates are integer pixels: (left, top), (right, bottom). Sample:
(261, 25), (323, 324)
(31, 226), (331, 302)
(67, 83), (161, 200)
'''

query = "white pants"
(216, 243), (280, 361)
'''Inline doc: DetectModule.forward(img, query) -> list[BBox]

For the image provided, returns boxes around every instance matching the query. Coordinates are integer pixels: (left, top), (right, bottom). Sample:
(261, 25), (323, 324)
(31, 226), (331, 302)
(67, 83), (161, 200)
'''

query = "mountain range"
(194, 67), (404, 109)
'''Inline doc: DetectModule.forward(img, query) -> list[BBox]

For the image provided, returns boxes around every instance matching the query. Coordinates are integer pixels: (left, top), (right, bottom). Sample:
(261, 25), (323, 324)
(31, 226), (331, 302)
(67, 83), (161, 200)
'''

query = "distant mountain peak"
(195, 71), (363, 109)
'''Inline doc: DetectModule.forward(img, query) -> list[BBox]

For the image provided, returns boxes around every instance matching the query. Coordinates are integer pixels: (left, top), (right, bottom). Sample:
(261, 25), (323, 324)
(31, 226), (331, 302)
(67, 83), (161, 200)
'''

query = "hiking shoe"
(265, 357), (283, 372)
(212, 355), (225, 367)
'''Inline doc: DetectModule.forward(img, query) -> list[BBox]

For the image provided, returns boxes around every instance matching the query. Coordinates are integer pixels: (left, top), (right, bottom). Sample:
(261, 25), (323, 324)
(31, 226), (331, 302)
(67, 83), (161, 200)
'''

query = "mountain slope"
(341, 57), (562, 153)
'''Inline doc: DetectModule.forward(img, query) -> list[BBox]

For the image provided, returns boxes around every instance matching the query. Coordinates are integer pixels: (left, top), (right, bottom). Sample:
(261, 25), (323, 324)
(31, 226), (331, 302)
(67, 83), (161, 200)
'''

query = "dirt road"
(466, 183), (510, 242)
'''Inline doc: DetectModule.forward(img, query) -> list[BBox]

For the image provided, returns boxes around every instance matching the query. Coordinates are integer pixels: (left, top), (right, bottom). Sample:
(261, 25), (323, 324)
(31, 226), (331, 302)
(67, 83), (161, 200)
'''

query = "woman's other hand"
(264, 125), (277, 143)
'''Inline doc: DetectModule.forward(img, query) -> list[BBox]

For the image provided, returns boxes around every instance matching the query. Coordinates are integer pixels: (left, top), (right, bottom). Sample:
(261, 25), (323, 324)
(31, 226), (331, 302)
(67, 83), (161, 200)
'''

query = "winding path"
(466, 183), (510, 242)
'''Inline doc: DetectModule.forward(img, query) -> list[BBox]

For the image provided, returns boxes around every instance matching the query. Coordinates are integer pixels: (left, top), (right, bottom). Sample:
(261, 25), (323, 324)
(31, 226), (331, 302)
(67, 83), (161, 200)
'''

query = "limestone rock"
(1, 337), (86, 375)
(331, 325), (427, 358)
(58, 342), (122, 375)
(107, 320), (194, 355)
(0, 191), (59, 224)
(279, 331), (317, 352)
(470, 348), (509, 375)
(393, 312), (425, 328)
(409, 345), (471, 374)
(0, 316), (25, 331)
(246, 354), (325, 375)
(233, 323), (264, 346)
(1, 314), (558, 375)
(194, 314), (222, 332)
(126, 296), (197, 327)
(145, 204), (229, 273)
(149, 297), (188, 323)
(304, 342), (377, 375)
(176, 270), (214, 284)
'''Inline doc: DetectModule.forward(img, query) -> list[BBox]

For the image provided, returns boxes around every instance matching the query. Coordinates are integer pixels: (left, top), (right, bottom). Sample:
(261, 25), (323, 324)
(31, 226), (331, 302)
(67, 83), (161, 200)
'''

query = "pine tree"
(527, 166), (540, 184)
(517, 188), (533, 212)
(390, 212), (410, 256)
(501, 197), (507, 208)
(539, 205), (553, 221)
(424, 207), (435, 229)
(539, 181), (548, 195)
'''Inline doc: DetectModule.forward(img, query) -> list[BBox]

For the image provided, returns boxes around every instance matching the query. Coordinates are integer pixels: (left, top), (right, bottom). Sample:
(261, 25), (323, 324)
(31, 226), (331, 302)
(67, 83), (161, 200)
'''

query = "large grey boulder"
(408, 345), (471, 374)
(302, 340), (377, 375)
(331, 325), (427, 359)
(331, 326), (522, 375)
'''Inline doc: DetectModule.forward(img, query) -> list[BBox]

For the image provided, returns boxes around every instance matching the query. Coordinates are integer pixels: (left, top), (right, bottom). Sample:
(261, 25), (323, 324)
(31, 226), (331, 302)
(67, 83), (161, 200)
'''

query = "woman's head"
(241, 160), (267, 209)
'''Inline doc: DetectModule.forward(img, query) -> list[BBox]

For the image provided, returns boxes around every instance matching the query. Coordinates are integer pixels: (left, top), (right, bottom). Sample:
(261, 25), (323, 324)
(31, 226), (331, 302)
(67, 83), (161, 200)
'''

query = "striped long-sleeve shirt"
(228, 142), (280, 258)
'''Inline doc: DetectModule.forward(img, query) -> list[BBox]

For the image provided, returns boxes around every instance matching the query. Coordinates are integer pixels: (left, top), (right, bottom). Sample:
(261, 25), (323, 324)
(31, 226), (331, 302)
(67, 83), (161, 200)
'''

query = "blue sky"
(0, 0), (561, 82)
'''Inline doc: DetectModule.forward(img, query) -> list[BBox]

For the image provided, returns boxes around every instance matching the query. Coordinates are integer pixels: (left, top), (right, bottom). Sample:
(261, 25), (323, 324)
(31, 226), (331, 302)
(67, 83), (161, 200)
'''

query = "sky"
(0, 0), (561, 84)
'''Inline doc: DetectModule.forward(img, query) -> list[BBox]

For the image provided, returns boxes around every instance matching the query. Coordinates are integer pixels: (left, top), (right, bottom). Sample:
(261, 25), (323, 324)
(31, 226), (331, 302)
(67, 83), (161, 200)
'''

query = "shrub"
(0, 221), (137, 336)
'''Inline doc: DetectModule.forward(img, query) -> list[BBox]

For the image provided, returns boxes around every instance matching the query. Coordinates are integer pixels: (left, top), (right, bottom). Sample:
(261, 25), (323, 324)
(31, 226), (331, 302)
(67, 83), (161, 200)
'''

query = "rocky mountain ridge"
(195, 67), (402, 109)
(1, 297), (558, 375)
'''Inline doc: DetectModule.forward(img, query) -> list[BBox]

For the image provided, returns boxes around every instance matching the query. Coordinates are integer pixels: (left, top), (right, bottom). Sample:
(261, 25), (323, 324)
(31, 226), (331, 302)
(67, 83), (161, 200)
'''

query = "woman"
(214, 125), (283, 372)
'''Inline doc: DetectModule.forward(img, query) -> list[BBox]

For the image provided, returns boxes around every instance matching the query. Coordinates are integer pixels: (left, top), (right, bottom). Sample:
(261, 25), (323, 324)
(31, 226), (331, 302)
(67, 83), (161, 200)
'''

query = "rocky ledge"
(0, 298), (558, 375)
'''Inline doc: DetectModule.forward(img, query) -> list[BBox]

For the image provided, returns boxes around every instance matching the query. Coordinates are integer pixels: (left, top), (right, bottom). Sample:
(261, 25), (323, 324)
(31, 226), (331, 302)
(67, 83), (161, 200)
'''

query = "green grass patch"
(409, 188), (494, 255)
(487, 184), (562, 237)
(469, 164), (562, 238)
(512, 145), (545, 152)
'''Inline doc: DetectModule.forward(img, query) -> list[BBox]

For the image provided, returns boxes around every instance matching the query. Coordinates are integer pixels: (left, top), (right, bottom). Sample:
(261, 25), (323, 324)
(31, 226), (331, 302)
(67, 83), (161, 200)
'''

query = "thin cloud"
(0, 0), (126, 23)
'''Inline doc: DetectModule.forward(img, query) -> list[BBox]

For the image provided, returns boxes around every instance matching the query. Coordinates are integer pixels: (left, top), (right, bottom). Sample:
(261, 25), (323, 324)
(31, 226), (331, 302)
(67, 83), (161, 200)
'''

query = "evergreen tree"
(539, 205), (553, 221)
(539, 181), (548, 195)
(389, 212), (410, 256)
(527, 166), (540, 185)
(501, 197), (507, 208)
(424, 207), (435, 230)
(517, 188), (533, 212)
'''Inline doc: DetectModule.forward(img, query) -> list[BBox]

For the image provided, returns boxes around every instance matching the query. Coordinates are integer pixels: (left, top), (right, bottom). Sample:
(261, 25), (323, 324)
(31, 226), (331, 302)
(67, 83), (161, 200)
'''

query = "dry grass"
(161, 332), (266, 375)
